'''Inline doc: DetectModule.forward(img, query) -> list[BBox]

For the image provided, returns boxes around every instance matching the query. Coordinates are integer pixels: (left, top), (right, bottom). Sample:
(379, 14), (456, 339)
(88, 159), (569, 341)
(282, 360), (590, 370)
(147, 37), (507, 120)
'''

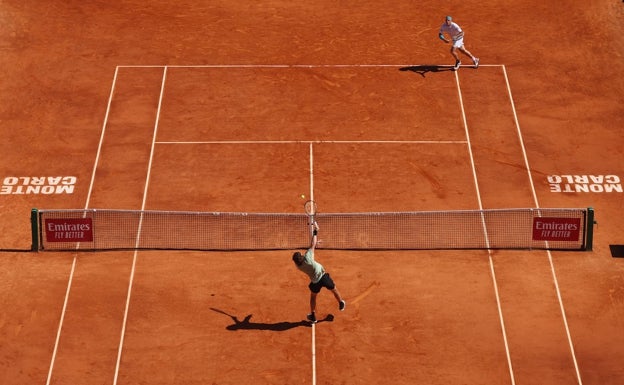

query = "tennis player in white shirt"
(438, 15), (479, 70)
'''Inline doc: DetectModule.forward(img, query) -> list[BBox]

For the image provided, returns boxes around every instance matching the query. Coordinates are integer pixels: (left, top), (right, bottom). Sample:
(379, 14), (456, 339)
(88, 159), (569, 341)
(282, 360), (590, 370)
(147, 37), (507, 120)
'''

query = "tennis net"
(31, 207), (594, 252)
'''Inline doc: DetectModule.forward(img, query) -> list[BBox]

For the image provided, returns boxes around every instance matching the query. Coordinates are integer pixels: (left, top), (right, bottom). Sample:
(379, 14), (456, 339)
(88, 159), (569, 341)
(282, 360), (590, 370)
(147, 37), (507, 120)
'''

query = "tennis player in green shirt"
(292, 221), (346, 323)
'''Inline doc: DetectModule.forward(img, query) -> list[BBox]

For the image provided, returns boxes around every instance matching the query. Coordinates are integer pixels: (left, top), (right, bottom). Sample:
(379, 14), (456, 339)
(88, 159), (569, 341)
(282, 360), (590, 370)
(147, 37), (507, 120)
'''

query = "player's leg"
(450, 46), (461, 70)
(450, 46), (460, 61)
(321, 273), (346, 311)
(330, 287), (342, 302)
(331, 288), (346, 311)
(307, 292), (318, 323)
(459, 46), (479, 67)
(309, 292), (317, 313)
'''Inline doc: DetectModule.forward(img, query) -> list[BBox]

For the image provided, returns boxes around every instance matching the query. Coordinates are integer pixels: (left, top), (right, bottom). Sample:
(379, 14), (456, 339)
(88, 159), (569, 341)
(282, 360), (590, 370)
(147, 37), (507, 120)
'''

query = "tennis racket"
(304, 200), (318, 228)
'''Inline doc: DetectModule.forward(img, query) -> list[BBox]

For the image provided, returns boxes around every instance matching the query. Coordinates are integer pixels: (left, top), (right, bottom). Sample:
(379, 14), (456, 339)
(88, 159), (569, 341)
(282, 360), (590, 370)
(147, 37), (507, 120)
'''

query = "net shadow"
(610, 244), (624, 258)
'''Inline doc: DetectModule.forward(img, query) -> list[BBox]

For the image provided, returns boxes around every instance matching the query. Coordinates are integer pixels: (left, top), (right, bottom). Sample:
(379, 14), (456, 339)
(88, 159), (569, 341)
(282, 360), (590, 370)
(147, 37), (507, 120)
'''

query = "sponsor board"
(532, 217), (580, 241)
(45, 218), (93, 242)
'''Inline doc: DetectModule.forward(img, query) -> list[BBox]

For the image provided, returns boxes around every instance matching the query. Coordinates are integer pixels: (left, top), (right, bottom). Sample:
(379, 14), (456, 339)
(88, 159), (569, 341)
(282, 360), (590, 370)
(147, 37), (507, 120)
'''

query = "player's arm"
(438, 32), (449, 43)
(309, 221), (320, 250)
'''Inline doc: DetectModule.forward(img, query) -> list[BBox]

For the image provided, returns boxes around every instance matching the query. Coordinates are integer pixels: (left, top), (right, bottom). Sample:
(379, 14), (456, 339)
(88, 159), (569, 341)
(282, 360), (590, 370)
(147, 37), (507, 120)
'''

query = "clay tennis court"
(1, 1), (624, 384)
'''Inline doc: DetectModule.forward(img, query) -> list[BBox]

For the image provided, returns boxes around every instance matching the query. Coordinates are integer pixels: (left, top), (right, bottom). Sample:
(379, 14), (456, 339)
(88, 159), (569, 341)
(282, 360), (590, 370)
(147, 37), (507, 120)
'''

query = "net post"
(584, 207), (595, 251)
(30, 208), (39, 252)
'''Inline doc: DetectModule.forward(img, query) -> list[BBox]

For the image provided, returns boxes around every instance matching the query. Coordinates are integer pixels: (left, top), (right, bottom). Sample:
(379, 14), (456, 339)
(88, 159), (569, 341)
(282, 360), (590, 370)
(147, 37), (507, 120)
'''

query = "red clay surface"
(1, 1), (624, 384)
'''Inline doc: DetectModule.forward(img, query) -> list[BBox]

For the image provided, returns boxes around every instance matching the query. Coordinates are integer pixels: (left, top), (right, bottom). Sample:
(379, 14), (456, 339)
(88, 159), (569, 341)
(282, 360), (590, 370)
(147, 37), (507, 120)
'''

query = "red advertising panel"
(532, 217), (580, 241)
(45, 218), (93, 242)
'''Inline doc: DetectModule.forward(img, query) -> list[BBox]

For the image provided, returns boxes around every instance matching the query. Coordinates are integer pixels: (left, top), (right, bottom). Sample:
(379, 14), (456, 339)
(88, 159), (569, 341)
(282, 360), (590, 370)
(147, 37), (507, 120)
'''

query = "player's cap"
(446, 15), (452, 21)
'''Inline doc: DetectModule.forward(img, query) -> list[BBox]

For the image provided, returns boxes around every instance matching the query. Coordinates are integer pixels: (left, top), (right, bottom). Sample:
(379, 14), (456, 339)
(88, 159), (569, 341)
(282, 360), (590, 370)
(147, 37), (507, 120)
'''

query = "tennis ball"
(300, 194), (306, 199)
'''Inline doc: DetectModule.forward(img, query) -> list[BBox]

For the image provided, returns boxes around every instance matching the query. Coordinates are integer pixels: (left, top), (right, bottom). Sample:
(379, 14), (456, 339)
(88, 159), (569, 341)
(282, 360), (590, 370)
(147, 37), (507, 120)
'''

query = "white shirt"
(439, 22), (464, 41)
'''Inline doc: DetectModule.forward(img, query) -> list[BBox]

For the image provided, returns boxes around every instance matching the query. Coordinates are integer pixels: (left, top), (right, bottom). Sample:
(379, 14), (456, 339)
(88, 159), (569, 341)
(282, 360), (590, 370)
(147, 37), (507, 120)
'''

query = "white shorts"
(452, 37), (464, 48)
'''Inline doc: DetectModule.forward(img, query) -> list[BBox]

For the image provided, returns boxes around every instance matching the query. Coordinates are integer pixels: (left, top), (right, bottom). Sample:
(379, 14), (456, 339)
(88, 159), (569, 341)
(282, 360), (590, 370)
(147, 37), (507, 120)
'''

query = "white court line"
(116, 63), (505, 69)
(308, 142), (317, 385)
(45, 258), (76, 385)
(311, 319), (317, 385)
(454, 69), (516, 385)
(46, 66), (120, 385)
(112, 66), (168, 385)
(501, 65), (582, 385)
(309, 143), (315, 202)
(155, 140), (468, 145)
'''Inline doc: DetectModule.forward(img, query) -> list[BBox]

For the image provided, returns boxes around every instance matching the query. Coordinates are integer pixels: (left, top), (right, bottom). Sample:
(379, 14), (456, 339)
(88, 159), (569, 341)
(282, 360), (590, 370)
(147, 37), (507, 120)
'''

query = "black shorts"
(308, 273), (335, 293)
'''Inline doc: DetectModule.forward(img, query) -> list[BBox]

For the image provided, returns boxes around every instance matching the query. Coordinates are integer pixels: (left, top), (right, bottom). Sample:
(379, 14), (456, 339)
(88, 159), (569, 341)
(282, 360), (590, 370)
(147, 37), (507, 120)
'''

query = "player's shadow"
(210, 307), (334, 331)
(399, 65), (453, 77)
